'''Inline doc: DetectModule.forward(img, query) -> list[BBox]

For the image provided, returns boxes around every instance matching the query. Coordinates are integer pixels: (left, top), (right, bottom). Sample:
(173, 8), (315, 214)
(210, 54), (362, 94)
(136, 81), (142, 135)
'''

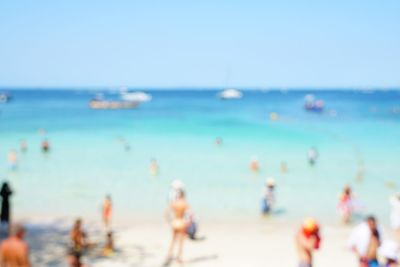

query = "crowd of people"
(0, 136), (399, 266)
(266, 182), (400, 267)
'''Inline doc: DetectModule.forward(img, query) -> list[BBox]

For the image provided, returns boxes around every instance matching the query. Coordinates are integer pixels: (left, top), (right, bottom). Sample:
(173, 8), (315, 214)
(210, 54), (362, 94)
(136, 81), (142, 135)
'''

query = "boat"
(304, 94), (324, 112)
(0, 92), (11, 103)
(89, 99), (139, 109)
(217, 89), (243, 100)
(89, 93), (139, 109)
(120, 91), (152, 102)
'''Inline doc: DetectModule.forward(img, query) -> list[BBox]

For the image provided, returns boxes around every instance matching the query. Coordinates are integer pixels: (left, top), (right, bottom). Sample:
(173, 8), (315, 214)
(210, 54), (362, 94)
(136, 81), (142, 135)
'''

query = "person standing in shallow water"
(102, 195), (112, 231)
(261, 178), (276, 215)
(338, 186), (354, 224)
(0, 182), (13, 226)
(41, 139), (50, 153)
(7, 150), (18, 171)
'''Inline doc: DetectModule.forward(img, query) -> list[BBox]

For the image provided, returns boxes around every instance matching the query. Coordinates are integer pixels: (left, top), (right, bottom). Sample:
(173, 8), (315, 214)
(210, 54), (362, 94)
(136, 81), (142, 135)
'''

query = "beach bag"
(187, 221), (197, 239)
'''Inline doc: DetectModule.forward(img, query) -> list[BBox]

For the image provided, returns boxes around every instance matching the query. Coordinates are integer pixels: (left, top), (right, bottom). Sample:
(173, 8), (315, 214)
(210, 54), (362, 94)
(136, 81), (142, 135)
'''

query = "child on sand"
(101, 231), (114, 257)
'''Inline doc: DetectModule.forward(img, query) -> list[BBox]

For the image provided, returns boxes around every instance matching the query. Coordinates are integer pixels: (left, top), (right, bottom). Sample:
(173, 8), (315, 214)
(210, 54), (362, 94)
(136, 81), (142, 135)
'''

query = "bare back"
(0, 237), (30, 267)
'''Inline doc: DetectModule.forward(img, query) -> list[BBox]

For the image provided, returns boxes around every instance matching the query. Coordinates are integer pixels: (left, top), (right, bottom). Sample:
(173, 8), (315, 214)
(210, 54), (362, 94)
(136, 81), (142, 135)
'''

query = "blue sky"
(0, 0), (399, 88)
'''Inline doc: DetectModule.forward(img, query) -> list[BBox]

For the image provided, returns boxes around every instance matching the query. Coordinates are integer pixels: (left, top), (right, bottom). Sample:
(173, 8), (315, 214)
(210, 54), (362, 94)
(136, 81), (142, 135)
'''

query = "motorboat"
(217, 89), (243, 100)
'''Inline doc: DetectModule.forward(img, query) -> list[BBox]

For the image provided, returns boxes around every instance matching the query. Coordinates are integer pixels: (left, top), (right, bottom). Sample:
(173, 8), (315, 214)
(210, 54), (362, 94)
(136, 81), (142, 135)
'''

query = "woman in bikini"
(165, 190), (189, 265)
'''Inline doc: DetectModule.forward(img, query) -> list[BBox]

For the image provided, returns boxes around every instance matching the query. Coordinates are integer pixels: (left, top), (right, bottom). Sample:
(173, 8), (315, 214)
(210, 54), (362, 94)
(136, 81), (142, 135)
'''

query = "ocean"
(0, 89), (399, 225)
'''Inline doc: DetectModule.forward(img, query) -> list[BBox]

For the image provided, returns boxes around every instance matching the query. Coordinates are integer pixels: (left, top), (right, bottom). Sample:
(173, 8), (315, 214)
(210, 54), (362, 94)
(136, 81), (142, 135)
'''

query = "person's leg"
(176, 232), (185, 264)
(166, 231), (177, 262)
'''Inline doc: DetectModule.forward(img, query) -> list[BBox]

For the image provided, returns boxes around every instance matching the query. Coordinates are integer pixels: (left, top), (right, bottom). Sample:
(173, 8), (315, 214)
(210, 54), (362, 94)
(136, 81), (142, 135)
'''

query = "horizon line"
(1, 86), (400, 91)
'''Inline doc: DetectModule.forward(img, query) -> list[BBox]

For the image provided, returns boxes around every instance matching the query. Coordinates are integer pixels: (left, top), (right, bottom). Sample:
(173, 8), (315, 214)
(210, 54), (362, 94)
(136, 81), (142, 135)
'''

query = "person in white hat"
(260, 178), (276, 215)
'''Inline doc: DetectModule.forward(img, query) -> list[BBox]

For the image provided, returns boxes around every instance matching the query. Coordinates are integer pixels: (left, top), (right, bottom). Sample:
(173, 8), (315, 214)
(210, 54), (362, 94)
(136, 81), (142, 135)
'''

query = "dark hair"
(366, 215), (376, 223)
(371, 229), (380, 241)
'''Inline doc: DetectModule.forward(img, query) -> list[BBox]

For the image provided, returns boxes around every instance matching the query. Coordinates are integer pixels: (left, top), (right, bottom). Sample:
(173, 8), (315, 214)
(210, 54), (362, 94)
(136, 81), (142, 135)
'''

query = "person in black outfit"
(0, 182), (13, 225)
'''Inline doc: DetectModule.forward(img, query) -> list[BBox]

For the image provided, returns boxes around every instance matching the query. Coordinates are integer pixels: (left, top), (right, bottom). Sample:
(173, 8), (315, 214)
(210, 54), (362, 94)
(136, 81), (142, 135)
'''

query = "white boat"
(120, 91), (152, 102)
(217, 89), (243, 100)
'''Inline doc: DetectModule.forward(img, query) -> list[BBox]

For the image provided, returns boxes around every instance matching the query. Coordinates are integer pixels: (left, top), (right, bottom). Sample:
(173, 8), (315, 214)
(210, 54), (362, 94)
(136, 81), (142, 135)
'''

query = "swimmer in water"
(307, 147), (318, 166)
(7, 150), (18, 171)
(215, 137), (222, 146)
(150, 158), (159, 177)
(20, 140), (28, 153)
(102, 195), (112, 231)
(164, 190), (189, 266)
(250, 157), (260, 172)
(124, 143), (131, 152)
(296, 218), (321, 267)
(41, 139), (50, 153)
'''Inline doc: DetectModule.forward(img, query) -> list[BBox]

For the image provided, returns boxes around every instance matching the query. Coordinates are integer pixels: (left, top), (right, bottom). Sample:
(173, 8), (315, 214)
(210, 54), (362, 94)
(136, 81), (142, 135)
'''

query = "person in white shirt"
(348, 216), (382, 267)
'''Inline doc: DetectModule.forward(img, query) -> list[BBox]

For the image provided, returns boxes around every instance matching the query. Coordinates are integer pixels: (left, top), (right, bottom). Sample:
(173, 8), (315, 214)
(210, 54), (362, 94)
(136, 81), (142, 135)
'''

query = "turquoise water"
(0, 89), (399, 224)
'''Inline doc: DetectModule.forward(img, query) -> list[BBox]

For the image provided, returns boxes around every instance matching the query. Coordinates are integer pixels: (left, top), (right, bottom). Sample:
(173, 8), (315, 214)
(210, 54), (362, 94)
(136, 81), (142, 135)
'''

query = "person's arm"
(298, 233), (316, 251)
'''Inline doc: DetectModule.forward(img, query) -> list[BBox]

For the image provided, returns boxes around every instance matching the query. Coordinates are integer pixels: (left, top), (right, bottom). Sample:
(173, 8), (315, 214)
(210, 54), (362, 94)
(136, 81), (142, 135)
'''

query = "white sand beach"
(21, 216), (362, 267)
